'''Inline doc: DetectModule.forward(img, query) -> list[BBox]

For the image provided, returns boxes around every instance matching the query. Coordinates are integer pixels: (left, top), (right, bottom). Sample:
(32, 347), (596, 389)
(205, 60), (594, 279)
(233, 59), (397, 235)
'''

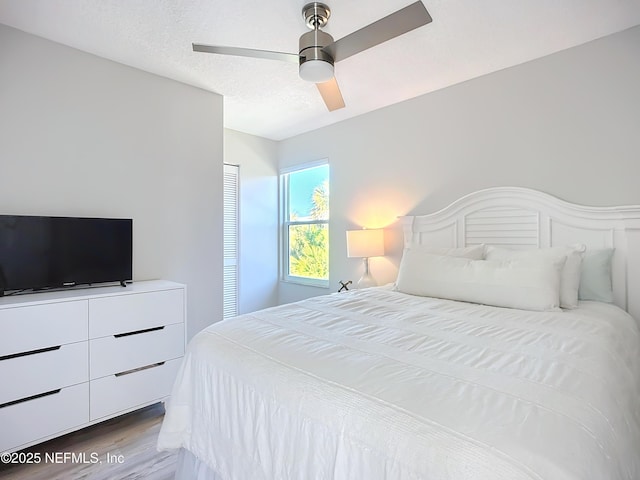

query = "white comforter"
(157, 287), (640, 480)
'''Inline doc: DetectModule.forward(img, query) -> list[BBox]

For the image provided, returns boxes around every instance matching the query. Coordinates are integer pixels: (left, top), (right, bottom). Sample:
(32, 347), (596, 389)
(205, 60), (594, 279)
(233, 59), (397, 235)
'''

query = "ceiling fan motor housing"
(299, 29), (334, 62)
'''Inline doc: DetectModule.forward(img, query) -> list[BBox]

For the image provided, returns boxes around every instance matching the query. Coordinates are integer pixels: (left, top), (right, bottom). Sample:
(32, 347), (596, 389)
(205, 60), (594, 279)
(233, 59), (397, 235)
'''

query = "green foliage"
(310, 181), (329, 220)
(289, 224), (328, 279)
(289, 180), (329, 280)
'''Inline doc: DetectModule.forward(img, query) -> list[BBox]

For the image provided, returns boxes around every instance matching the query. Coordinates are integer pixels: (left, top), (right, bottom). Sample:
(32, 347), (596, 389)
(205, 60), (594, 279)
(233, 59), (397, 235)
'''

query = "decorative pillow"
(485, 244), (585, 309)
(578, 248), (615, 303)
(395, 251), (565, 312)
(404, 244), (485, 260)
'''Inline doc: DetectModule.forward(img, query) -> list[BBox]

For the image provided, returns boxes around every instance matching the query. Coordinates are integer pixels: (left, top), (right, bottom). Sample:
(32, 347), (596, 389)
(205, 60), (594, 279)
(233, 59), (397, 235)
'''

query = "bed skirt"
(174, 448), (224, 480)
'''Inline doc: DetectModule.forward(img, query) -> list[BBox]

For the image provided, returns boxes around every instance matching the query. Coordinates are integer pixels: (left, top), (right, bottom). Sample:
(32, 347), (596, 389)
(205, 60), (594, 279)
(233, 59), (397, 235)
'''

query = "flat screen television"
(0, 215), (132, 295)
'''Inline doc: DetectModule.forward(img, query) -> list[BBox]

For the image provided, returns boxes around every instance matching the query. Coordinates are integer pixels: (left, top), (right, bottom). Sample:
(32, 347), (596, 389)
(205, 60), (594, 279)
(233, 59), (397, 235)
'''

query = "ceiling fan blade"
(192, 43), (299, 63)
(316, 77), (345, 111)
(323, 1), (432, 63)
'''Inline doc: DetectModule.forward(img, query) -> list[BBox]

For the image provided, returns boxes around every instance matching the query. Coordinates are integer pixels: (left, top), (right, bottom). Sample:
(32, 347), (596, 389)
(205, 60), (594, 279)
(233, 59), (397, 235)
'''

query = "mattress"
(157, 287), (640, 479)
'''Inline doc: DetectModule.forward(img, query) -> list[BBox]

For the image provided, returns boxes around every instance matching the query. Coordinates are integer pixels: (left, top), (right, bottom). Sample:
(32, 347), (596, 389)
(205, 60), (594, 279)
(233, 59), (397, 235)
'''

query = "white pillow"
(396, 252), (565, 311)
(485, 245), (585, 309)
(404, 244), (485, 260)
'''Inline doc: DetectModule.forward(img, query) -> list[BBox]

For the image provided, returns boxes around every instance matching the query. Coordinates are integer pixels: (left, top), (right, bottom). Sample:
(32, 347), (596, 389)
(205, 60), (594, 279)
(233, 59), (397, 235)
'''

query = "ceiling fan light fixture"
(299, 58), (334, 83)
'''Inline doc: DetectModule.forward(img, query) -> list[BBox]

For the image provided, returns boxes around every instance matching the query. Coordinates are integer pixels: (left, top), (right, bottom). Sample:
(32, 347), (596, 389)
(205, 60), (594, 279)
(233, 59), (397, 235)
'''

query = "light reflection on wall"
(345, 186), (425, 286)
(346, 186), (423, 228)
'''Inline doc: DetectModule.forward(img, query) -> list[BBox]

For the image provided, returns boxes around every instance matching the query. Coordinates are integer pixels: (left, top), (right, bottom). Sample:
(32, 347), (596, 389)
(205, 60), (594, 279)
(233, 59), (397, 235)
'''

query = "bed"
(157, 187), (640, 480)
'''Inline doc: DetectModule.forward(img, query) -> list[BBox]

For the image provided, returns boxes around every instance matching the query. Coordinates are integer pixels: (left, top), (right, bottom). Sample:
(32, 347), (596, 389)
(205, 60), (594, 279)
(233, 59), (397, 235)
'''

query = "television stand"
(0, 280), (186, 453)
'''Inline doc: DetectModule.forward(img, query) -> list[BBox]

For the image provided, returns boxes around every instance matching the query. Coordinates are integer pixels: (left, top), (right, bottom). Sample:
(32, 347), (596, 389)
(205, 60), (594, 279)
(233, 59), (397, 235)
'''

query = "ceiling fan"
(192, 1), (432, 112)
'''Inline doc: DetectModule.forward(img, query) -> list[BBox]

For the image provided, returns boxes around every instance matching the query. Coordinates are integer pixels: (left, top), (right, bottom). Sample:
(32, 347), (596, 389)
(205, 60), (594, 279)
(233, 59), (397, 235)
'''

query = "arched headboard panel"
(400, 187), (640, 319)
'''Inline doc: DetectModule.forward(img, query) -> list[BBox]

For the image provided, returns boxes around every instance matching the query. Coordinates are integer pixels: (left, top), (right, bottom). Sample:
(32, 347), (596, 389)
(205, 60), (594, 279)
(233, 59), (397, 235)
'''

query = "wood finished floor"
(0, 403), (177, 480)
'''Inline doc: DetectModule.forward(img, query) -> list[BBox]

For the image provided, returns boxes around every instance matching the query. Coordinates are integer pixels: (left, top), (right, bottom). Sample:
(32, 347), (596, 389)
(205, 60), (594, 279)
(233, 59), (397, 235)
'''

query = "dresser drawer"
(0, 301), (88, 357)
(90, 357), (181, 420)
(89, 323), (184, 379)
(89, 289), (184, 339)
(0, 342), (88, 405)
(0, 382), (89, 452)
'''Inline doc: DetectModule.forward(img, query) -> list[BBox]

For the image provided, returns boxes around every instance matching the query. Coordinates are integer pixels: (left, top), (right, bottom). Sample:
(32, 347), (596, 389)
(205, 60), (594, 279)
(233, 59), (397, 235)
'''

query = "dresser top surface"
(0, 280), (185, 309)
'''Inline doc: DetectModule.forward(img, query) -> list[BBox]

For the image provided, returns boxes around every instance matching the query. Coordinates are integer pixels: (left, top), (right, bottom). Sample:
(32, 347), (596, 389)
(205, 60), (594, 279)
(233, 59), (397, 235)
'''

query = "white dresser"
(0, 280), (186, 453)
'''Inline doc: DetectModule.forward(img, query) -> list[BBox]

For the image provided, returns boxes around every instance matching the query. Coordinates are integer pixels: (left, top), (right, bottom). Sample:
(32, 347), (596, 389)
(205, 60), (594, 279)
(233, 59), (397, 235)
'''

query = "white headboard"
(400, 187), (640, 319)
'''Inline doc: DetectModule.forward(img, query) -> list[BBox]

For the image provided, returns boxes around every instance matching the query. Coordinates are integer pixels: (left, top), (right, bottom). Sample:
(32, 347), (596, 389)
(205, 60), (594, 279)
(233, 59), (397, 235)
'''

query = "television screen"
(0, 215), (132, 294)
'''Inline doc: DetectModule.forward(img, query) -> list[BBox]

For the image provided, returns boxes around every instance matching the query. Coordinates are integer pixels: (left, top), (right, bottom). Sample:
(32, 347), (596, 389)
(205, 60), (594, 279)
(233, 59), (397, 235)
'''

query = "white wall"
(278, 26), (640, 304)
(224, 129), (279, 313)
(0, 24), (224, 338)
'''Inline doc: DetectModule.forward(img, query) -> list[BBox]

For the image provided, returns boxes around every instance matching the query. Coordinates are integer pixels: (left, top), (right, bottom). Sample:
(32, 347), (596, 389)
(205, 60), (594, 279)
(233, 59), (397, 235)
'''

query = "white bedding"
(157, 287), (640, 480)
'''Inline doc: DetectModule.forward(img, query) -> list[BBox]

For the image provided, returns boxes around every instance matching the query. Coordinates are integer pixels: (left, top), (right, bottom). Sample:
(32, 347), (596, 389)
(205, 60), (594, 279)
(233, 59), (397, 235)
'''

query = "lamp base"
(356, 257), (377, 289)
(356, 273), (377, 289)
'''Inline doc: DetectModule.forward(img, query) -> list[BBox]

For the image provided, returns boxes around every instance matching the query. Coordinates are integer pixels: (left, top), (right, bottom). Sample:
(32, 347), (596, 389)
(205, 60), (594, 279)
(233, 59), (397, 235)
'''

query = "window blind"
(223, 164), (239, 319)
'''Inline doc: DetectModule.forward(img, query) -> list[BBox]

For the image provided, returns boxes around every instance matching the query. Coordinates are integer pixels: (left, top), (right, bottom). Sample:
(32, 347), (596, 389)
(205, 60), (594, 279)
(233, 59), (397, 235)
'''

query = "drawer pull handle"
(0, 389), (61, 409)
(114, 361), (166, 377)
(0, 345), (61, 362)
(114, 326), (165, 338)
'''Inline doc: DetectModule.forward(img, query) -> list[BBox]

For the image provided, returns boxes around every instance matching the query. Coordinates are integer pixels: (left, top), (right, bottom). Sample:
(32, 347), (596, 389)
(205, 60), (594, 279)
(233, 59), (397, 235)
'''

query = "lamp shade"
(346, 229), (385, 258)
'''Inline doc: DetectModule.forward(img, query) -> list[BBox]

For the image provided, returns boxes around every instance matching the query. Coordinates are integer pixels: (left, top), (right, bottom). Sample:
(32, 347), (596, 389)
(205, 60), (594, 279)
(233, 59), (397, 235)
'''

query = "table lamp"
(346, 228), (385, 288)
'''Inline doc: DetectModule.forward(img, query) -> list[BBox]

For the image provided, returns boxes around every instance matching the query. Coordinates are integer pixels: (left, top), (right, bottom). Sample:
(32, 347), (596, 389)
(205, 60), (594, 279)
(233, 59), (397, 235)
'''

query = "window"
(281, 162), (329, 287)
(223, 164), (239, 318)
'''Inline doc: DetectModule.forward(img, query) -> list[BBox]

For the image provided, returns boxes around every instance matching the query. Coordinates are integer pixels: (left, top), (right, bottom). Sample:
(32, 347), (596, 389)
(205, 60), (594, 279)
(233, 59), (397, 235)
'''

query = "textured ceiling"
(1, 0), (640, 140)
